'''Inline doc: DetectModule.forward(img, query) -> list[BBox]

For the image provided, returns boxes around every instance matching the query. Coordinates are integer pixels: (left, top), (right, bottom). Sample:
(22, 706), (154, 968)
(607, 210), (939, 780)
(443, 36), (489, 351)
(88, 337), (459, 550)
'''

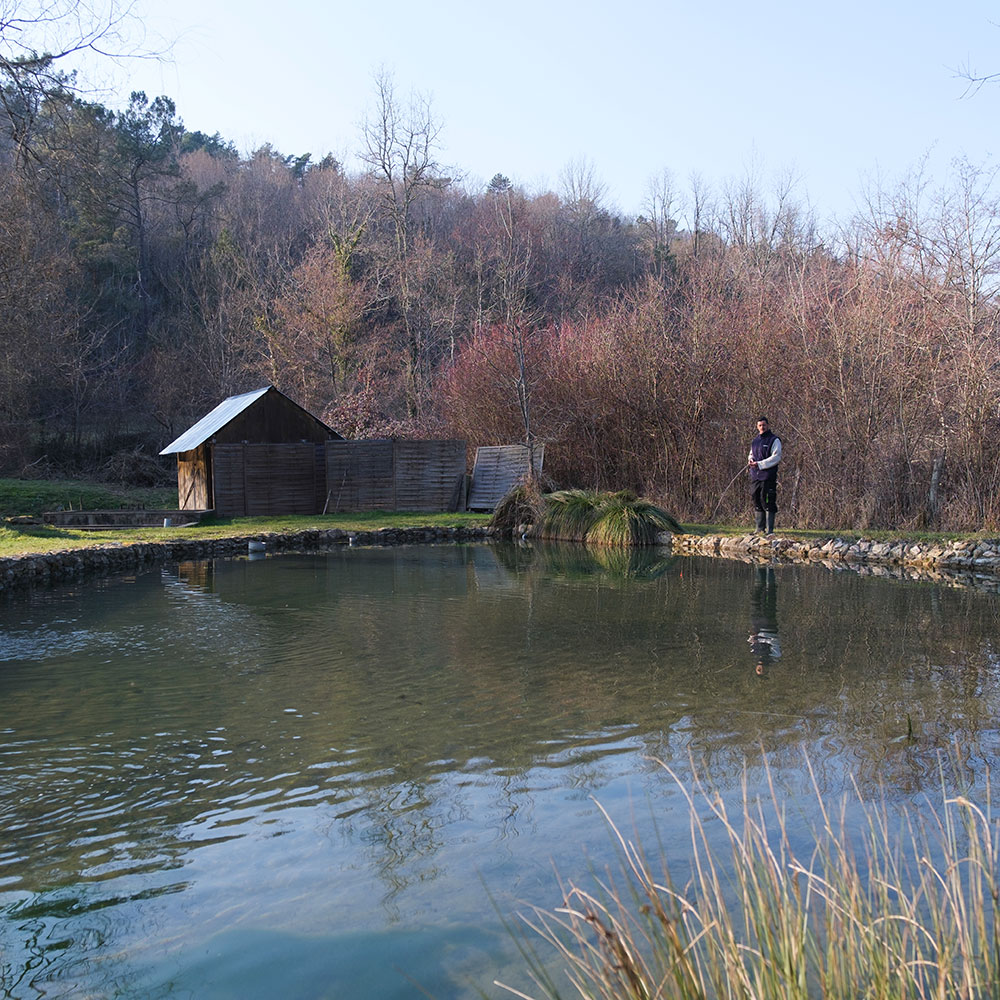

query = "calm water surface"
(1, 543), (1000, 998)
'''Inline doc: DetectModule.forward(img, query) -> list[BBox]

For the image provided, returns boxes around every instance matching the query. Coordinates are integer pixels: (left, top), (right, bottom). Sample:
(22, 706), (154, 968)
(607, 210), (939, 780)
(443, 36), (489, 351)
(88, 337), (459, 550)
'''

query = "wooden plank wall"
(324, 440), (394, 511)
(210, 440), (467, 515)
(212, 444), (246, 516)
(176, 446), (210, 510)
(324, 440), (466, 512)
(467, 444), (545, 511)
(394, 440), (466, 511)
(213, 443), (325, 516)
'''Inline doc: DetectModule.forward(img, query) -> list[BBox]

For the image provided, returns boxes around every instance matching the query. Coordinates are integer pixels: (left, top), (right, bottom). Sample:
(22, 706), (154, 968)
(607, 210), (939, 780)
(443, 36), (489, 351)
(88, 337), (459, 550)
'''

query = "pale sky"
(82, 0), (1000, 229)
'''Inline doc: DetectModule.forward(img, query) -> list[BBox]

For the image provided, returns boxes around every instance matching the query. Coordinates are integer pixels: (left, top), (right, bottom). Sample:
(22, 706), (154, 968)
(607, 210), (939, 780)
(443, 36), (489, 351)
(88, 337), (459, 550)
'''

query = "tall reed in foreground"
(498, 755), (1000, 1000)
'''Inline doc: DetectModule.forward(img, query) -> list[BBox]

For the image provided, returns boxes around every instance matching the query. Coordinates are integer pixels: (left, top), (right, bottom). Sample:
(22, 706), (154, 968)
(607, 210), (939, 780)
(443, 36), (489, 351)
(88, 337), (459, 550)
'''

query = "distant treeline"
(3, 69), (1000, 529)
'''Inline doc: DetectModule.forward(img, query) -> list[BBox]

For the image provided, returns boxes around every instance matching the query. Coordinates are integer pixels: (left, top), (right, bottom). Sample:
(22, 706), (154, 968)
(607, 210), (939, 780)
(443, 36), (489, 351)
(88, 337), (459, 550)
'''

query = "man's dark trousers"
(752, 480), (777, 533)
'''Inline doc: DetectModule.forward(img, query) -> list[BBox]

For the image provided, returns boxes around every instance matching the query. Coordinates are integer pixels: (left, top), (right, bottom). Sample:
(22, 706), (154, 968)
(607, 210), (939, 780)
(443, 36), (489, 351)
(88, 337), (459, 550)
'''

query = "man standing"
(748, 417), (782, 534)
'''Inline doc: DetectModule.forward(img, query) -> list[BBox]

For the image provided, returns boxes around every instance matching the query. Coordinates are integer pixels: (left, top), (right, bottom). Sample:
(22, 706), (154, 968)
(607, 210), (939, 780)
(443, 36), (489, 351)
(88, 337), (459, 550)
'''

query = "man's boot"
(766, 511), (775, 535)
(755, 511), (766, 533)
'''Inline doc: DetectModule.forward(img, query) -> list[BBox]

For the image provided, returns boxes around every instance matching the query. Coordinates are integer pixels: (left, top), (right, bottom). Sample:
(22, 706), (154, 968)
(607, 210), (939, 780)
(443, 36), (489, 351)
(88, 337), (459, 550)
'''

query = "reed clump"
(490, 482), (546, 536)
(535, 489), (682, 546)
(499, 756), (1000, 1000)
(538, 489), (604, 542)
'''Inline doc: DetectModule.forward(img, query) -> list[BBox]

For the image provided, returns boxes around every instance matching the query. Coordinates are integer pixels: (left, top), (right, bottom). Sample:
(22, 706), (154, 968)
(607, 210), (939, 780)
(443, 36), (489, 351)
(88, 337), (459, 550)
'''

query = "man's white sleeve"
(756, 438), (782, 470)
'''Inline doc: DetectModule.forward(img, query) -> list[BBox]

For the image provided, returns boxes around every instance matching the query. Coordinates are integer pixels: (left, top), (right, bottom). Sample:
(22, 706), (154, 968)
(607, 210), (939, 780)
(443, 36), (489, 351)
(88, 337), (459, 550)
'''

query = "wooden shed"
(160, 386), (341, 514)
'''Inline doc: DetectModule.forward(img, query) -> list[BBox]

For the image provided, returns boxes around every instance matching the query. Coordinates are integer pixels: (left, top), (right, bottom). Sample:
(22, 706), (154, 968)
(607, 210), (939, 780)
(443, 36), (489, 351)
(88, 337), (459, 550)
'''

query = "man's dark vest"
(750, 431), (779, 483)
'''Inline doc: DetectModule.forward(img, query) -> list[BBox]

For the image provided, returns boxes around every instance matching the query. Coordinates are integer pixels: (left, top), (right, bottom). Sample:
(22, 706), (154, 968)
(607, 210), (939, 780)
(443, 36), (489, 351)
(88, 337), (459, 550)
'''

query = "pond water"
(1, 543), (999, 999)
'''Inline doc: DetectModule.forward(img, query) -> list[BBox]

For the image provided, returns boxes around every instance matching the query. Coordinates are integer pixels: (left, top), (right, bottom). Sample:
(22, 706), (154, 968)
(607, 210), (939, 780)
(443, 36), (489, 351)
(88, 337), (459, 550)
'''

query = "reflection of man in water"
(748, 566), (781, 676)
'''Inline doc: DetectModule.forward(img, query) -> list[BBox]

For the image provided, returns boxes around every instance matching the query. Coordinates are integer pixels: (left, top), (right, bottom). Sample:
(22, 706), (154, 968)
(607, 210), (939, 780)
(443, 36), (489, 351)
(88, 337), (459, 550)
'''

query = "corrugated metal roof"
(159, 386), (273, 455)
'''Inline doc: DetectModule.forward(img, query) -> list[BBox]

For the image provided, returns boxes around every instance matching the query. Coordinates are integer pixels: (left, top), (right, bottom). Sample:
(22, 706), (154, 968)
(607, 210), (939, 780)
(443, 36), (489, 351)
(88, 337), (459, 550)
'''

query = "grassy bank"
(0, 477), (491, 557)
(0, 476), (990, 560)
(0, 477), (177, 518)
(0, 511), (491, 558)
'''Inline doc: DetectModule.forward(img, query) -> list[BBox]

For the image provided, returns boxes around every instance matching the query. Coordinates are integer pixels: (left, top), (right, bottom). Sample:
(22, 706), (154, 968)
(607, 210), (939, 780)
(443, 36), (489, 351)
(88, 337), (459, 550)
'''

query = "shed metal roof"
(159, 386), (272, 455)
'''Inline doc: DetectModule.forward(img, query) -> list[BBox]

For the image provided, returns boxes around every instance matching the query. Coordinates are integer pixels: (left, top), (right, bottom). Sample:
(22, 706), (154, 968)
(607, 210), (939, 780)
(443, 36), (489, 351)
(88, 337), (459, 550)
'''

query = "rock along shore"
(659, 531), (1000, 590)
(0, 526), (495, 596)
(4, 526), (1000, 596)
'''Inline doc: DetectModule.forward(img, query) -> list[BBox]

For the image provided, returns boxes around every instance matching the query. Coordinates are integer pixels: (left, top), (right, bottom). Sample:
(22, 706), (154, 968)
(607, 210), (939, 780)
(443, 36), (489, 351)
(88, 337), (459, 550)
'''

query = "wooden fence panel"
(245, 443), (321, 515)
(215, 440), (468, 515)
(468, 444), (545, 511)
(393, 440), (466, 511)
(325, 441), (394, 511)
(324, 439), (466, 512)
(212, 444), (247, 516)
(214, 443), (323, 515)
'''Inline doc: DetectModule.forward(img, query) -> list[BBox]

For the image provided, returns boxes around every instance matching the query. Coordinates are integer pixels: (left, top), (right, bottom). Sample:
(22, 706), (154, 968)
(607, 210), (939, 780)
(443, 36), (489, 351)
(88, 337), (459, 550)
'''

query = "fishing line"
(710, 464), (750, 521)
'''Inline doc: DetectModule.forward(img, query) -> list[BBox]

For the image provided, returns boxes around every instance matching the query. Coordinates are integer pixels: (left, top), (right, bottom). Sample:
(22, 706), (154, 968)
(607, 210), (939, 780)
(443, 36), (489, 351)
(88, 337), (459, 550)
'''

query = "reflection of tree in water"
(355, 777), (445, 916)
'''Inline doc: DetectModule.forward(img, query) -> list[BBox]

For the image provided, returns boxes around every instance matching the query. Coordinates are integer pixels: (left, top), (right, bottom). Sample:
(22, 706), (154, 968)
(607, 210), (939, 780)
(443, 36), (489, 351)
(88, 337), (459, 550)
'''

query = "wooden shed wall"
(324, 440), (466, 512)
(213, 389), (337, 446)
(176, 445), (211, 511)
(213, 443), (325, 516)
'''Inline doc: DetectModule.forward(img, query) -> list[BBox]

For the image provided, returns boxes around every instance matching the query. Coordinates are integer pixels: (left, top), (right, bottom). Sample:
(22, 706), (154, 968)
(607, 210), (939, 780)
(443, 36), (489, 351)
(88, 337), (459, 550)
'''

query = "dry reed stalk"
(497, 751), (1000, 1000)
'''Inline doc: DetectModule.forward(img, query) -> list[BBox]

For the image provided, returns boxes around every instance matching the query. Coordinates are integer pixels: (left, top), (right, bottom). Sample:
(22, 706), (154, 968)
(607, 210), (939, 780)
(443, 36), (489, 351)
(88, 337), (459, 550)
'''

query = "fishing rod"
(710, 463), (751, 521)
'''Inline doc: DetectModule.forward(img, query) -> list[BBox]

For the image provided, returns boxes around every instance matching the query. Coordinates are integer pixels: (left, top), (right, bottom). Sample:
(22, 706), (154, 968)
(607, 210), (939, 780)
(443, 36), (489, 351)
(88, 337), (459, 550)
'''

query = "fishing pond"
(1, 542), (999, 998)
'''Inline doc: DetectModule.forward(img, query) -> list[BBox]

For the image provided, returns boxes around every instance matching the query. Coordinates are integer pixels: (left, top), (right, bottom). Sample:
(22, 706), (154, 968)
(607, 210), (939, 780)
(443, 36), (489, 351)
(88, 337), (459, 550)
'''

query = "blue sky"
(92, 0), (1000, 228)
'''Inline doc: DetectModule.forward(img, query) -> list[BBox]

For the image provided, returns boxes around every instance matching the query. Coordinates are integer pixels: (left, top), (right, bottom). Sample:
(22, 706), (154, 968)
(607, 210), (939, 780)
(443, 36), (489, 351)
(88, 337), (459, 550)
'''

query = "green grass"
(0, 477), (176, 518)
(0, 477), (491, 557)
(500, 755), (1000, 1000)
(0, 509), (490, 558)
(538, 489), (605, 541)
(587, 492), (683, 547)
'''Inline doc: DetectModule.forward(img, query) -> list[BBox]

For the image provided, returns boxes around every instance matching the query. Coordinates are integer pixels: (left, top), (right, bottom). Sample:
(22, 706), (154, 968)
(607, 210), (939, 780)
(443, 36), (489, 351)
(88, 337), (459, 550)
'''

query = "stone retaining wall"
(5, 527), (1000, 597)
(659, 532), (1000, 591)
(0, 526), (495, 596)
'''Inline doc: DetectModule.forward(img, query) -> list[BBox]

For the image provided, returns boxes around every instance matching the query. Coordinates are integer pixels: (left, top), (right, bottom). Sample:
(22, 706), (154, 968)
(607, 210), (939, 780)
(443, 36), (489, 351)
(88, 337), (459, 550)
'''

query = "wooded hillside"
(3, 53), (1000, 529)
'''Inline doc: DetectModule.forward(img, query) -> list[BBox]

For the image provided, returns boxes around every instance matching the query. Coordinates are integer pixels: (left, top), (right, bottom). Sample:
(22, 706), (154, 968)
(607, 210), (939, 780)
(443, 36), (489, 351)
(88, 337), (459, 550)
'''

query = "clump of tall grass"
(491, 482), (546, 536)
(587, 491), (682, 547)
(538, 489), (604, 541)
(498, 755), (1000, 1000)
(537, 490), (682, 546)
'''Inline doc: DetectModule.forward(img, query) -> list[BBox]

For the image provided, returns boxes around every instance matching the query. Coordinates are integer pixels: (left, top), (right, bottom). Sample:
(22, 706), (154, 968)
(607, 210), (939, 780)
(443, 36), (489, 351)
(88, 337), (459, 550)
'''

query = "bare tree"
(638, 167), (680, 278)
(359, 69), (450, 418)
(487, 179), (542, 478)
(360, 68), (443, 258)
(0, 0), (155, 165)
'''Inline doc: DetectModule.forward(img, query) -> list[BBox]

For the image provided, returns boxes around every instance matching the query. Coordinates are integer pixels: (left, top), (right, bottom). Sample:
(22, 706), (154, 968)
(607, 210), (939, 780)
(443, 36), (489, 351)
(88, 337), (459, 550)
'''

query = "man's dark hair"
(757, 416), (769, 425)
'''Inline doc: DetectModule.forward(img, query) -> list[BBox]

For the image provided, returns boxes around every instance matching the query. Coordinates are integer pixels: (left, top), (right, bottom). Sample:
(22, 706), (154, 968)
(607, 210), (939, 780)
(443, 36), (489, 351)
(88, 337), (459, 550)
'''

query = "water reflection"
(1, 543), (999, 998)
(748, 566), (781, 675)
